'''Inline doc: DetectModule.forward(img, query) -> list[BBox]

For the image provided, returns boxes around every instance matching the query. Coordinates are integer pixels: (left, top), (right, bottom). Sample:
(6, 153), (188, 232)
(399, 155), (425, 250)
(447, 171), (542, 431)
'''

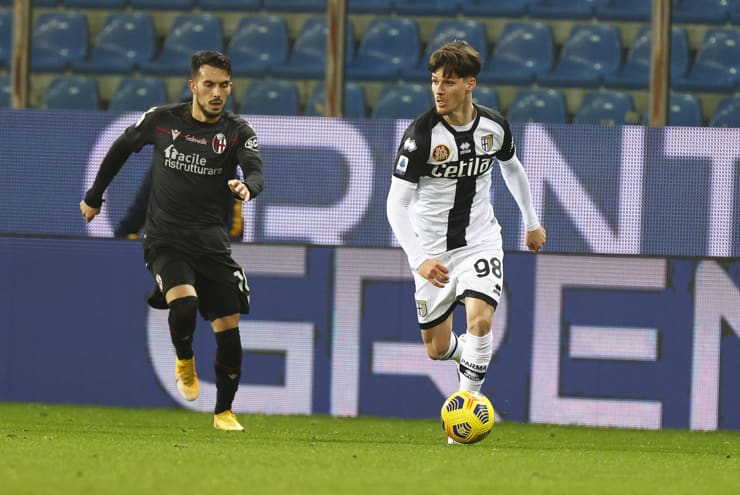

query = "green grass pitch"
(0, 403), (738, 495)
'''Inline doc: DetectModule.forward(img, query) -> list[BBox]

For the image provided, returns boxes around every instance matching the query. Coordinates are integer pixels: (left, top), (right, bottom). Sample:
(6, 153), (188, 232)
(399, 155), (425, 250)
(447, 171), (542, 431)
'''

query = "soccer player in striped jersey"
(386, 41), (546, 441)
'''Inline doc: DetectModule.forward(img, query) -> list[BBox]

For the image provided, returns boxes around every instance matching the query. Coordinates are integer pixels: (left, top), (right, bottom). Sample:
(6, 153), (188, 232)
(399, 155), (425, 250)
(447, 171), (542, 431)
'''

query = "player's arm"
(232, 126), (264, 202)
(80, 134), (137, 222)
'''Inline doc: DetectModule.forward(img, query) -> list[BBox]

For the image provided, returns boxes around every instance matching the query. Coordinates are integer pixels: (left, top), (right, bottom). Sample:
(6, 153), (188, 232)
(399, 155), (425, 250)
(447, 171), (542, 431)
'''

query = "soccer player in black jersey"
(80, 51), (264, 431)
(386, 41), (546, 443)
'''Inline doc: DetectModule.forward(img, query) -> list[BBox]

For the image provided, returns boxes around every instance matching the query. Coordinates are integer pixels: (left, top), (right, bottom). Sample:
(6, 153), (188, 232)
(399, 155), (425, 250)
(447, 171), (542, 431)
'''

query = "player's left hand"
(525, 226), (546, 253)
(228, 179), (251, 201)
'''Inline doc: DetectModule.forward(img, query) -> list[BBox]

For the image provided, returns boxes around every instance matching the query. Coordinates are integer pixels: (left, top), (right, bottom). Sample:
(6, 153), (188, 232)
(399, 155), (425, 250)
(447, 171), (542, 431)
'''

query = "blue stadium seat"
(731, 0), (740, 24)
(272, 17), (354, 79)
(175, 80), (235, 112)
(573, 91), (637, 126)
(31, 12), (89, 72)
(129, 0), (195, 9)
(43, 76), (100, 110)
(72, 13), (156, 74)
(604, 26), (689, 90)
(507, 89), (568, 124)
(371, 83), (432, 119)
(672, 0), (729, 24)
(460, 0), (533, 17)
(473, 86), (500, 110)
(401, 20), (488, 82)
(537, 24), (622, 88)
(64, 0), (127, 7)
(658, 94), (703, 127)
(197, 0), (262, 9)
(479, 22), (554, 85)
(140, 15), (224, 76)
(227, 15), (288, 78)
(709, 96), (740, 127)
(346, 18), (420, 82)
(238, 80), (300, 115)
(262, 0), (326, 12)
(595, 0), (652, 21)
(0, 75), (10, 108)
(108, 78), (169, 113)
(0, 9), (11, 70)
(673, 29), (740, 93)
(347, 0), (393, 14)
(304, 82), (367, 118)
(395, 0), (460, 16)
(529, 0), (609, 19)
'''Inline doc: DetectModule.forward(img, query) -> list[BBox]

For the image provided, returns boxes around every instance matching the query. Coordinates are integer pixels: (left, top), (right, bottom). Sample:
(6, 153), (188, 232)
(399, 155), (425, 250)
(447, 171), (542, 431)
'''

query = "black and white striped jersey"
(391, 104), (515, 258)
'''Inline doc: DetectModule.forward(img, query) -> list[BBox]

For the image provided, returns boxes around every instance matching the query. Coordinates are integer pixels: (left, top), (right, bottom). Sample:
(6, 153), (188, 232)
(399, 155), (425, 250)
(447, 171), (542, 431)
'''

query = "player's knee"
(168, 296), (199, 330)
(467, 315), (492, 336)
(424, 340), (448, 360)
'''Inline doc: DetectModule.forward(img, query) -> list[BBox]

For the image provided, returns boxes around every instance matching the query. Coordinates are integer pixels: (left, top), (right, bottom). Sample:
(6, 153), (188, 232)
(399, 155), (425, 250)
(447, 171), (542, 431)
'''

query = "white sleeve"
(499, 154), (541, 231)
(386, 177), (426, 270)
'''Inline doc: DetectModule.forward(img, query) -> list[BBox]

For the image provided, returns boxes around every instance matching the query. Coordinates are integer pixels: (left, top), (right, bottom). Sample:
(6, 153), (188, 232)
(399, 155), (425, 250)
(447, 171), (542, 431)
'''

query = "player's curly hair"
(190, 50), (232, 78)
(428, 40), (481, 79)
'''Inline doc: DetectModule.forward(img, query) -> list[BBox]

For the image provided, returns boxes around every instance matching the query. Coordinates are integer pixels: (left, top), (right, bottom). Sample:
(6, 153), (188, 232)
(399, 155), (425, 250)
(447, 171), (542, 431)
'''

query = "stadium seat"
(42, 76), (100, 110)
(573, 91), (637, 126)
(108, 78), (169, 113)
(672, 29), (740, 93)
(72, 13), (156, 74)
(272, 17), (354, 79)
(227, 15), (289, 78)
(709, 96), (740, 127)
(395, 0), (460, 16)
(31, 12), (89, 72)
(347, 0), (393, 14)
(129, 0), (195, 9)
(473, 86), (500, 110)
(140, 15), (224, 76)
(238, 80), (300, 116)
(304, 82), (367, 118)
(479, 22), (554, 86)
(0, 75), (10, 108)
(537, 24), (622, 88)
(529, 0), (609, 19)
(371, 83), (432, 119)
(0, 9), (11, 70)
(197, 0), (262, 9)
(346, 18), (420, 82)
(262, 0), (326, 12)
(595, 0), (652, 22)
(604, 26), (689, 90)
(459, 0), (533, 17)
(507, 89), (568, 124)
(648, 93), (703, 127)
(672, 0), (729, 24)
(64, 0), (127, 7)
(401, 20), (488, 82)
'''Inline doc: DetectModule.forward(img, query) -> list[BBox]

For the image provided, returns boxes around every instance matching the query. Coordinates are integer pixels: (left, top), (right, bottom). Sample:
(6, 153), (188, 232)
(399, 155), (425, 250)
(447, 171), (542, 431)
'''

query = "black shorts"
(144, 245), (250, 321)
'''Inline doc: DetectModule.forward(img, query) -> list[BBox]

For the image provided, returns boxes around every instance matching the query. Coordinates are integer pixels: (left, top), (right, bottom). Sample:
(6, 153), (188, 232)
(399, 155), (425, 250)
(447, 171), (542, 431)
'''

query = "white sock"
(458, 332), (492, 392)
(441, 331), (464, 363)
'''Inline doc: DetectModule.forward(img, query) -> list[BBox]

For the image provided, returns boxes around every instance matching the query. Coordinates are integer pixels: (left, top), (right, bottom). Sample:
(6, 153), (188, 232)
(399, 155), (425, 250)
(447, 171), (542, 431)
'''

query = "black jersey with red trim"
(86, 102), (264, 255)
(392, 104), (514, 254)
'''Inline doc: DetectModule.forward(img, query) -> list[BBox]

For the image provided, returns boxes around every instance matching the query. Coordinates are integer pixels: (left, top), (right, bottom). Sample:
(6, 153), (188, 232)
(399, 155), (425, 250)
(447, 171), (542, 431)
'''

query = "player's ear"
(466, 77), (477, 92)
(188, 79), (196, 93)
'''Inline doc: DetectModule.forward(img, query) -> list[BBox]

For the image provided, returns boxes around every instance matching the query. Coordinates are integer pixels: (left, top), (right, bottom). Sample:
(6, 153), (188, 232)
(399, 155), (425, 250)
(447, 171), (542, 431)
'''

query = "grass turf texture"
(0, 403), (738, 495)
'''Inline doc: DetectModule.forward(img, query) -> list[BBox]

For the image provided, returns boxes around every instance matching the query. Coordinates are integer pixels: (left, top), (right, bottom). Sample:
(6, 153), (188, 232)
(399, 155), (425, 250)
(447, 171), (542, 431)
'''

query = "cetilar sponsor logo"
(163, 144), (223, 175)
(429, 156), (492, 178)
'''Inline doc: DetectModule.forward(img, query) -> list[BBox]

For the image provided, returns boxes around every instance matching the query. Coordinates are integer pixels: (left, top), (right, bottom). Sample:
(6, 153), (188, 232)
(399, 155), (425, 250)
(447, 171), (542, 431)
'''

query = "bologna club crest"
(212, 133), (227, 154)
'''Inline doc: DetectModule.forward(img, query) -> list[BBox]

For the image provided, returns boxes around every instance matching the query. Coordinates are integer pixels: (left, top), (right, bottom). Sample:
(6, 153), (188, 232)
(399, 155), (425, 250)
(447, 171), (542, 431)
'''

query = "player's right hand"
(80, 200), (100, 223)
(417, 258), (449, 288)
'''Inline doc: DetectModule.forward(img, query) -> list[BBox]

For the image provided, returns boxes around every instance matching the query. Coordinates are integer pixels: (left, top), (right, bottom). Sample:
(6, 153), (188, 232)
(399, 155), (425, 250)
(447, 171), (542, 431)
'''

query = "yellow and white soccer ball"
(441, 390), (495, 444)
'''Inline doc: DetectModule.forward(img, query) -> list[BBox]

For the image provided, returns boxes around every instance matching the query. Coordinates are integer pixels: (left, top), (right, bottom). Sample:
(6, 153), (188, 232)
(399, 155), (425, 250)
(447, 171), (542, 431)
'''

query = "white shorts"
(412, 242), (504, 329)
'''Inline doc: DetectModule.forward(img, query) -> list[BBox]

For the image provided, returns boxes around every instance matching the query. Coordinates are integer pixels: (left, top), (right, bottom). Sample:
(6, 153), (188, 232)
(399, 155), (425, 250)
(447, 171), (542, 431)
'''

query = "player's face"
(431, 68), (475, 119)
(189, 64), (233, 123)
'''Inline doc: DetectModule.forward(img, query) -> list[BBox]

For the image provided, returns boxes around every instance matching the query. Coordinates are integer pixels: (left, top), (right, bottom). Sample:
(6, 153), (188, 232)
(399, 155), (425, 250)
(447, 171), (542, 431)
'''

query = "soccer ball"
(440, 390), (495, 444)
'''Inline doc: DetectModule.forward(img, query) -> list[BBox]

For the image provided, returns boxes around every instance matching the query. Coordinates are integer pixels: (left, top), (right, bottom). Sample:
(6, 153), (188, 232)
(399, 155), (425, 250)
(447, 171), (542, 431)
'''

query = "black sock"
(168, 296), (198, 360)
(214, 328), (242, 414)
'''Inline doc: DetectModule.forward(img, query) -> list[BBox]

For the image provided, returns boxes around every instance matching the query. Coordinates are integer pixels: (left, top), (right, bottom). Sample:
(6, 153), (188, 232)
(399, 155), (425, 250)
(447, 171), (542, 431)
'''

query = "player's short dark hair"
(428, 41), (481, 79)
(190, 50), (232, 78)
